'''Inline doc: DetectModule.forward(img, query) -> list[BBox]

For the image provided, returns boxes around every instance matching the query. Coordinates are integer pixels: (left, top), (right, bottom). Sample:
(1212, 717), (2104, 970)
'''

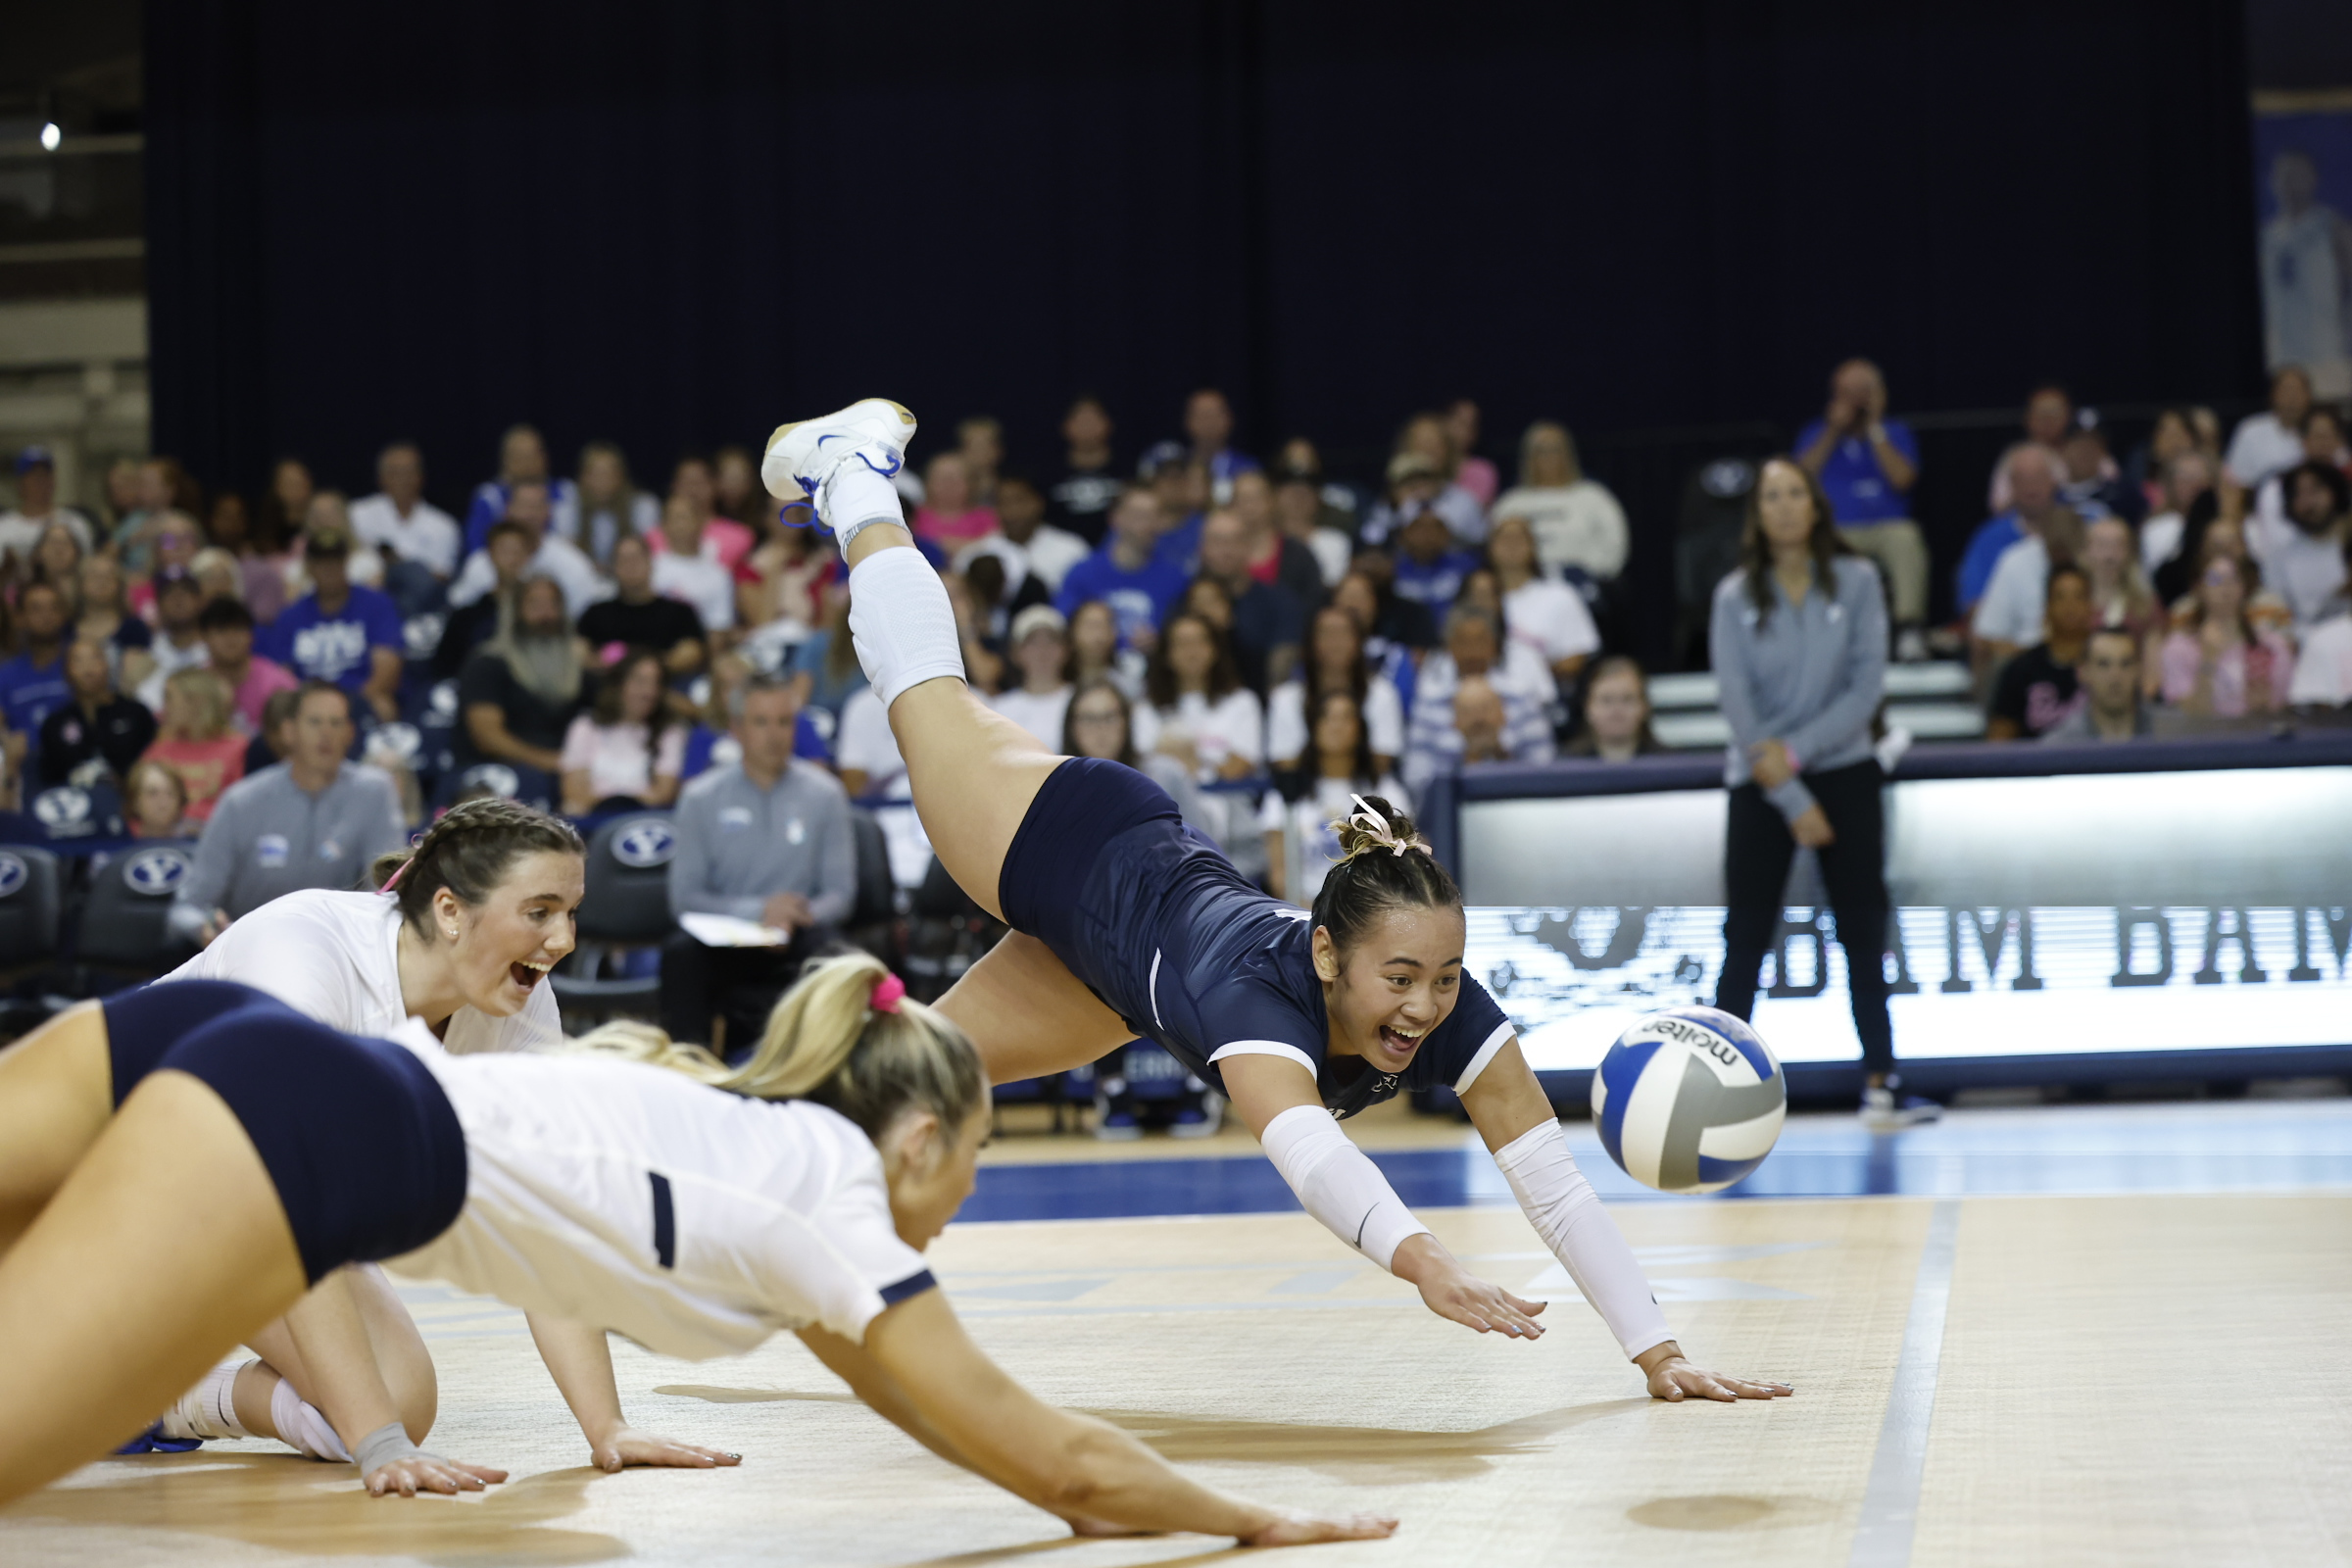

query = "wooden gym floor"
(4, 1095), (2348, 1567)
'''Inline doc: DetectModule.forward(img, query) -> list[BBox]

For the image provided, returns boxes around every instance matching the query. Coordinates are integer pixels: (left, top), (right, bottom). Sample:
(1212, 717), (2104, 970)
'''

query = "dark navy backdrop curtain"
(146, 0), (2260, 516)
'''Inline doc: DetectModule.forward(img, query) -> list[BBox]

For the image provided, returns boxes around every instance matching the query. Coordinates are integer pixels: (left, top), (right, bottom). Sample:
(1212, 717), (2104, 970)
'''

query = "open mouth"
(1378, 1024), (1426, 1058)
(509, 959), (553, 990)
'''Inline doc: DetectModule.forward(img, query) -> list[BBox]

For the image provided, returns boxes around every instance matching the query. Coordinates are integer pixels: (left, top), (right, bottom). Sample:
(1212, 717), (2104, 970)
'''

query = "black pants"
(659, 928), (826, 1058)
(1714, 759), (1896, 1081)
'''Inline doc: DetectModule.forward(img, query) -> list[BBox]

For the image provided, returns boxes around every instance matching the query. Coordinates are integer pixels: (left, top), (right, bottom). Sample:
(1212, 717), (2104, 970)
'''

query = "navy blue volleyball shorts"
(101, 980), (468, 1284)
(997, 757), (1182, 962)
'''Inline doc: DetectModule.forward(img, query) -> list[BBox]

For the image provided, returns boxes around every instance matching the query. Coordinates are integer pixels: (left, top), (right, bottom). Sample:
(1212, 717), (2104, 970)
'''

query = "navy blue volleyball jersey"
(1065, 819), (1515, 1119)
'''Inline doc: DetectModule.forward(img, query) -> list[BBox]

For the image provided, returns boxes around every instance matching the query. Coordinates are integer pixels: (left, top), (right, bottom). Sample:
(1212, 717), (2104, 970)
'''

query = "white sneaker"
(760, 398), (919, 509)
(1860, 1085), (1941, 1134)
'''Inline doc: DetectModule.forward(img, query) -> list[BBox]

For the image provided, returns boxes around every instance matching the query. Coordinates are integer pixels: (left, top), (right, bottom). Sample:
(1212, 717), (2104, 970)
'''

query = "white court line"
(1848, 1197), (1961, 1568)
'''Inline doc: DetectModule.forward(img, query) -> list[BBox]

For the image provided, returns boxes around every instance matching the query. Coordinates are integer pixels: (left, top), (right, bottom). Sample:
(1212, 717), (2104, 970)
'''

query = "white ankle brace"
(270, 1375), (354, 1462)
(162, 1355), (256, 1441)
(821, 458), (909, 555)
(847, 548), (966, 709)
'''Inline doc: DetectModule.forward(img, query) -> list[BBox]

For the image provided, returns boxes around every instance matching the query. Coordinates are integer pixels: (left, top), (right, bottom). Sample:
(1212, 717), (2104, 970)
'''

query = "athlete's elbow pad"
(1260, 1104), (1430, 1271)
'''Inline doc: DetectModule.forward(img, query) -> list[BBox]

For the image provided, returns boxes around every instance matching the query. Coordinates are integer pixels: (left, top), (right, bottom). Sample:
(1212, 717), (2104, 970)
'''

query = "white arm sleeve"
(1493, 1120), (1674, 1360)
(1260, 1104), (1431, 1272)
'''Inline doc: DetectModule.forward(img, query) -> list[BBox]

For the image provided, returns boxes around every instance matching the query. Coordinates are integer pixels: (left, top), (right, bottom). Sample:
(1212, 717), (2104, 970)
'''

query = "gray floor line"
(1848, 1196), (1962, 1568)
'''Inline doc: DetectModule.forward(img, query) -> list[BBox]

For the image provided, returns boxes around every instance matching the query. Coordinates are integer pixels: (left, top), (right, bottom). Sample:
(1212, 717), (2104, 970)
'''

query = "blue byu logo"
(0, 851), (26, 899)
(33, 787), (91, 834)
(613, 819), (676, 869)
(122, 847), (191, 896)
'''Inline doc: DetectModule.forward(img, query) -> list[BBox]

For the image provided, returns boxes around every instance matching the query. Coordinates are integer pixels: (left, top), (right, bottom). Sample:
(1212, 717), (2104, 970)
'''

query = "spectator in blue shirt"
(1794, 359), (1929, 656)
(1956, 444), (2064, 616)
(463, 422), (580, 554)
(1, 580), (72, 787)
(1056, 484), (1187, 653)
(261, 528), (405, 721)
(1390, 507), (1480, 616)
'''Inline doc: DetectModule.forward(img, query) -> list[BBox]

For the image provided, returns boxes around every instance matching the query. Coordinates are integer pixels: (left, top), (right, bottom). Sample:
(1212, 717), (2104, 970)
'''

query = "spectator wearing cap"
(2222, 366), (2317, 508)
(134, 566), (212, 708)
(1272, 459), (1356, 587)
(1793, 360), (1930, 652)
(955, 471), (1089, 602)
(2250, 456), (2351, 633)
(350, 440), (463, 579)
(1363, 450), (1487, 551)
(1985, 564), (2096, 741)
(1400, 605), (1556, 795)
(577, 530), (707, 677)
(446, 478), (606, 620)
(1195, 506), (1305, 693)
(193, 597), (298, 738)
(1184, 388), (1261, 505)
(1387, 497), (1481, 617)
(172, 681), (405, 946)
(0, 446), (96, 567)
(140, 666), (246, 820)
(1055, 484), (1186, 653)
(38, 637), (158, 789)
(1049, 393), (1121, 544)
(987, 605), (1076, 748)
(0, 581), (71, 783)
(463, 422), (581, 554)
(259, 526), (405, 721)
(1490, 421), (1628, 583)
(663, 672), (856, 1052)
(2043, 626), (2156, 741)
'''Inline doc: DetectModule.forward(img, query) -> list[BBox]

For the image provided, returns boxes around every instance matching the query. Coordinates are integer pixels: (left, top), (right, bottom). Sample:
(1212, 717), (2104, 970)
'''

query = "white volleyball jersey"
(161, 888), (562, 1055)
(382, 1025), (934, 1358)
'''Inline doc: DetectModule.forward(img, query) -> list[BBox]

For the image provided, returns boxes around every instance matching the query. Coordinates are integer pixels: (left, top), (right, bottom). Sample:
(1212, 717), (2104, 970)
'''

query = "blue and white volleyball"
(1592, 1006), (1786, 1194)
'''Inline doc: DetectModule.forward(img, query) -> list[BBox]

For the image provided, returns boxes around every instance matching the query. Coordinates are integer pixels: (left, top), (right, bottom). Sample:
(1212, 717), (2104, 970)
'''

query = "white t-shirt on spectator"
(1258, 774), (1411, 906)
(2289, 613), (2352, 706)
(1130, 688), (1265, 780)
(135, 633), (212, 710)
(1264, 676), (1405, 765)
(448, 533), (610, 619)
(1502, 577), (1601, 666)
(1491, 482), (1629, 580)
(162, 887), (562, 1055)
(2244, 507), (2350, 629)
(2140, 511), (2185, 578)
(351, 494), (465, 578)
(987, 684), (1073, 750)
(561, 714), (686, 803)
(652, 551), (736, 632)
(956, 528), (1091, 596)
(1302, 527), (1353, 587)
(2223, 413), (2306, 490)
(1973, 534), (2050, 647)
(0, 506), (95, 566)
(837, 686), (909, 799)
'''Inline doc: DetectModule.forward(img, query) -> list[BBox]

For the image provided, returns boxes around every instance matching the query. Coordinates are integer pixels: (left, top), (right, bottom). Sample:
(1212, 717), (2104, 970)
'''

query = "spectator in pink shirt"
(195, 597), (298, 736)
(912, 451), (1000, 548)
(2154, 552), (2293, 717)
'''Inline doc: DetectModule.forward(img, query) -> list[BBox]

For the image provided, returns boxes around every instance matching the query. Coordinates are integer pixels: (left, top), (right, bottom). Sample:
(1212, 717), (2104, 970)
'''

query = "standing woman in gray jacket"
(1709, 458), (1931, 1132)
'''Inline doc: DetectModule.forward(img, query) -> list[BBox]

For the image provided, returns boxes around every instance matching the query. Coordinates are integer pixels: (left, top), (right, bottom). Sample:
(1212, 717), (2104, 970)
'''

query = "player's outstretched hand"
(1243, 1506), (1401, 1545)
(1640, 1351), (1793, 1403)
(365, 1454), (510, 1497)
(590, 1425), (745, 1471)
(1403, 1253), (1547, 1339)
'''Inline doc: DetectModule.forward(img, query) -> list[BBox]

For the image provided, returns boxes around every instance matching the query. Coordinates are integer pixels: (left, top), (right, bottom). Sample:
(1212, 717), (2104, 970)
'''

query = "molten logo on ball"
(1592, 1006), (1786, 1194)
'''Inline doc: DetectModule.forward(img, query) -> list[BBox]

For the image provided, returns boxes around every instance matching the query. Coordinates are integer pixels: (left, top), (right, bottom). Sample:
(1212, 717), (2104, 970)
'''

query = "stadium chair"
(0, 843), (65, 985)
(551, 811), (677, 1022)
(844, 808), (899, 964)
(74, 840), (200, 983)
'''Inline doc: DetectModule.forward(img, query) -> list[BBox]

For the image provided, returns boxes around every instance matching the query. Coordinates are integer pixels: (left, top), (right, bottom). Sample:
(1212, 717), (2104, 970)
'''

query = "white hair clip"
(1347, 794), (1430, 858)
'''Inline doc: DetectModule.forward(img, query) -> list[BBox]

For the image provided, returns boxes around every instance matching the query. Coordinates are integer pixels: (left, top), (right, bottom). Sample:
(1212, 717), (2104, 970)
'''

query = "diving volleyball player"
(137, 799), (733, 1494)
(0, 958), (1394, 1544)
(762, 399), (1789, 1403)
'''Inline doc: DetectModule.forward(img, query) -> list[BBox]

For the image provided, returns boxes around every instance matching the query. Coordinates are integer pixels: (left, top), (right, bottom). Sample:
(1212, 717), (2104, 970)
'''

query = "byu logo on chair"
(122, 848), (192, 897)
(613, 819), (676, 869)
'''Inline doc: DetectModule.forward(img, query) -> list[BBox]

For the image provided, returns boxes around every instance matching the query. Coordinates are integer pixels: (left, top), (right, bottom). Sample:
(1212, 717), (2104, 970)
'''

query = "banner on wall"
(2252, 90), (2352, 403)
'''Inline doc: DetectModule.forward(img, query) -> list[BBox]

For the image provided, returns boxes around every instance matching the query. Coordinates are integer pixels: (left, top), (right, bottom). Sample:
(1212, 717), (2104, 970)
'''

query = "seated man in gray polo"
(662, 672), (857, 1054)
(171, 681), (407, 945)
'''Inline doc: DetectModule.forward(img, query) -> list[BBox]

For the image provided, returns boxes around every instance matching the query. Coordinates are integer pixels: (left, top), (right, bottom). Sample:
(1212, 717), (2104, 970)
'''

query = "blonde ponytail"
(564, 954), (986, 1143)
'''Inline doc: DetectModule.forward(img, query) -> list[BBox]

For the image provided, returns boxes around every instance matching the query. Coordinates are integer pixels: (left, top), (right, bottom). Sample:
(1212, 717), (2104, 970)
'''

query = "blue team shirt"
(1955, 512), (2026, 611)
(1068, 821), (1513, 1117)
(1055, 549), (1189, 650)
(0, 651), (70, 767)
(261, 586), (405, 690)
(679, 714), (832, 780)
(1152, 512), (1205, 576)
(1794, 418), (1919, 524)
(1392, 549), (1481, 612)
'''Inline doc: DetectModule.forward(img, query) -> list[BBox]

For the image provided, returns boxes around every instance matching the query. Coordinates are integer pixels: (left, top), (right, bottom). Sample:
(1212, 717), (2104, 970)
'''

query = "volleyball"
(1592, 1007), (1786, 1194)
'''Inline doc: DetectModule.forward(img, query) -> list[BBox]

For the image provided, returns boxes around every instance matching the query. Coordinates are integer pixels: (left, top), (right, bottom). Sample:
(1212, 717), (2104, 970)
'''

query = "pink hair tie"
(379, 859), (410, 894)
(870, 973), (906, 1014)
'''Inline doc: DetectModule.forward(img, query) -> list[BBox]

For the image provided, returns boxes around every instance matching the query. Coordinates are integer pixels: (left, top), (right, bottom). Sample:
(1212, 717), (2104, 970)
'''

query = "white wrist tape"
(1494, 1120), (1673, 1359)
(352, 1420), (438, 1477)
(270, 1376), (353, 1462)
(1261, 1104), (1431, 1271)
(847, 548), (968, 710)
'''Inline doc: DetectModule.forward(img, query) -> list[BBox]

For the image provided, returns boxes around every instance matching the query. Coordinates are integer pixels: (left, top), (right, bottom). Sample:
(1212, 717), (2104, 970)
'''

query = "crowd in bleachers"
(2, 368), (2350, 1063)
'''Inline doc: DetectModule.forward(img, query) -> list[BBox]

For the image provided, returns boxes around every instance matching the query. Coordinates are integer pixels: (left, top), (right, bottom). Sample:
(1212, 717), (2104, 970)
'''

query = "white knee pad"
(847, 548), (966, 710)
